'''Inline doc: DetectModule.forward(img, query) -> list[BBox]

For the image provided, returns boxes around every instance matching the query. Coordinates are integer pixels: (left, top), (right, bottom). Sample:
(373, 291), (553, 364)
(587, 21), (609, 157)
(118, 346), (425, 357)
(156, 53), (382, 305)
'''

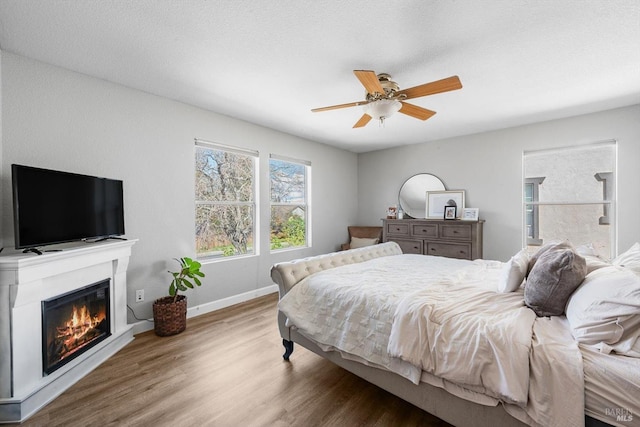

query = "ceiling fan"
(311, 70), (462, 128)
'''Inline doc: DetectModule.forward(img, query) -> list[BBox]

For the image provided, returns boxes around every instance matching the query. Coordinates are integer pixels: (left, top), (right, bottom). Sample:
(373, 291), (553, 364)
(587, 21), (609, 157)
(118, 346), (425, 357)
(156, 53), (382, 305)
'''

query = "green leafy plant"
(284, 216), (306, 246)
(168, 257), (205, 302)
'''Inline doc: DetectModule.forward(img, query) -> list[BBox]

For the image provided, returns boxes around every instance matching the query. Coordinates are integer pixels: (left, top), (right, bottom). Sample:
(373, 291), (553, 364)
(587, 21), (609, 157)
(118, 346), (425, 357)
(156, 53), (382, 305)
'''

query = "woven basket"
(153, 295), (187, 336)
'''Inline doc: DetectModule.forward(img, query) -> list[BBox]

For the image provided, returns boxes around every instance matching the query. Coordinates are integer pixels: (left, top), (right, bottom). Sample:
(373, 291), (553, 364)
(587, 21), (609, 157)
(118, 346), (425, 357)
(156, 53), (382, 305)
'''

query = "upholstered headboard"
(270, 241), (402, 297)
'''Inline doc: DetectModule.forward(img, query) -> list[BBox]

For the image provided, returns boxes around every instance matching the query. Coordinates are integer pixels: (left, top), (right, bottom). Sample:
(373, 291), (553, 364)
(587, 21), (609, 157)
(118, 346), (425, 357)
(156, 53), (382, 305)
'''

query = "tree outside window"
(270, 156), (309, 251)
(195, 142), (257, 258)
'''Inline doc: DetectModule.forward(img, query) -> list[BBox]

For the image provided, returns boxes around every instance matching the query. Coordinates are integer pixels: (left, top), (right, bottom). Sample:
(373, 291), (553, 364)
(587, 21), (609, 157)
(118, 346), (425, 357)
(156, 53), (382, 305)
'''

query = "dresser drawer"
(411, 224), (438, 238)
(390, 239), (422, 254)
(386, 222), (410, 236)
(426, 242), (472, 259)
(439, 224), (472, 240)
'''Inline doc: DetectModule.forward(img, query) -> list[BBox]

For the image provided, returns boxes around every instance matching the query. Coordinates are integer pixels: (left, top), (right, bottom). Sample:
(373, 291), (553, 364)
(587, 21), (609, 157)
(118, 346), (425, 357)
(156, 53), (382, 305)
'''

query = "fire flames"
(54, 304), (105, 360)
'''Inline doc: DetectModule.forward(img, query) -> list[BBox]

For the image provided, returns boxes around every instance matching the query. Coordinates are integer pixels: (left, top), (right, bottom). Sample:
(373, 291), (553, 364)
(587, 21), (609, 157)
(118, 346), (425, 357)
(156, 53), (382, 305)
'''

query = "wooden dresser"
(382, 219), (484, 260)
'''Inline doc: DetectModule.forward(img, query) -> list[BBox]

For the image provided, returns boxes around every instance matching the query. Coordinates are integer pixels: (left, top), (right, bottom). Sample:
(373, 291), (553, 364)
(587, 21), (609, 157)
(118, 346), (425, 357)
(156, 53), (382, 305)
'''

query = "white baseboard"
(131, 285), (278, 335)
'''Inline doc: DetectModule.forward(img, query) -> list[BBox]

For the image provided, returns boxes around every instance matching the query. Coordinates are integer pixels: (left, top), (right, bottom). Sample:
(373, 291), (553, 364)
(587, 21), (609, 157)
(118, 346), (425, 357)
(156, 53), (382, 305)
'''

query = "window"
(269, 155), (310, 250)
(523, 141), (616, 258)
(195, 140), (258, 259)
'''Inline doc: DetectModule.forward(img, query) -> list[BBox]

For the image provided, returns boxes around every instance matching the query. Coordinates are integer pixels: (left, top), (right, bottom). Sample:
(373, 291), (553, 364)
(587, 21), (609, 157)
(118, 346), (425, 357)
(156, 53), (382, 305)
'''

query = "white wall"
(0, 52), (358, 321)
(357, 105), (640, 261)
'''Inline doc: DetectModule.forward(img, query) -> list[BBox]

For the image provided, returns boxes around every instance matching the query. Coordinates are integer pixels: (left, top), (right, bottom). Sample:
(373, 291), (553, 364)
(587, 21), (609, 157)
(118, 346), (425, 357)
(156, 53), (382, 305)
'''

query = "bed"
(271, 241), (640, 427)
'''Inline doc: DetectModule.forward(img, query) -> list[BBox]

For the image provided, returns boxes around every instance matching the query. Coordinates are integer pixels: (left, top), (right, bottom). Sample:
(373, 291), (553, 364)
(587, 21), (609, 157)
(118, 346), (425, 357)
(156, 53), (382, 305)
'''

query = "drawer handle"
(453, 230), (459, 234)
(430, 248), (436, 251)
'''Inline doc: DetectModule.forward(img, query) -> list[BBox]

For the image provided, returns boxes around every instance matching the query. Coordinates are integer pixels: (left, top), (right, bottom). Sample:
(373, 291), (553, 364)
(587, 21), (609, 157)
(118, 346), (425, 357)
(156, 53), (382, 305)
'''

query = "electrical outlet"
(135, 289), (144, 302)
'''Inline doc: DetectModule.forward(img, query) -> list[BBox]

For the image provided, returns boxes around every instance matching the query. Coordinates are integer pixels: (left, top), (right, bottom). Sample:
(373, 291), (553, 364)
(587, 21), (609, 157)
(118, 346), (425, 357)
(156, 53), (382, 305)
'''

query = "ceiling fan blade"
(354, 70), (385, 95)
(311, 100), (368, 112)
(353, 114), (372, 128)
(399, 102), (437, 121)
(397, 76), (462, 100)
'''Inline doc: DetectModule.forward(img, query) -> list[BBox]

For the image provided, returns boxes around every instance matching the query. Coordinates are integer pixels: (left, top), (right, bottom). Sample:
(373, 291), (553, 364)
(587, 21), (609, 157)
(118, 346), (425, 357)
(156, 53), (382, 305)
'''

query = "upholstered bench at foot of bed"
(271, 241), (402, 359)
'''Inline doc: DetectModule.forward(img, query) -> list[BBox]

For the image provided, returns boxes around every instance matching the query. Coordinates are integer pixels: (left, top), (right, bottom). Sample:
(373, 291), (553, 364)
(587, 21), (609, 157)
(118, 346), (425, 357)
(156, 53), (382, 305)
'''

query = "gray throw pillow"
(524, 246), (587, 317)
(526, 241), (573, 277)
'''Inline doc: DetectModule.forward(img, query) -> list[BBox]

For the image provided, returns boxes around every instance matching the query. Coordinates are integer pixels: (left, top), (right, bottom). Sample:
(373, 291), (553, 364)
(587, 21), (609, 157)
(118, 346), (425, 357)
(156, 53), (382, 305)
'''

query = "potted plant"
(152, 257), (205, 336)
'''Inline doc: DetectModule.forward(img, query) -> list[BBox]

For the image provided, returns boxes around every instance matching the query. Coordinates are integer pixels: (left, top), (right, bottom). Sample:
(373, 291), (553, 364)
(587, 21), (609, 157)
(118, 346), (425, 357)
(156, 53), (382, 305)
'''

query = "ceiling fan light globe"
(364, 99), (401, 121)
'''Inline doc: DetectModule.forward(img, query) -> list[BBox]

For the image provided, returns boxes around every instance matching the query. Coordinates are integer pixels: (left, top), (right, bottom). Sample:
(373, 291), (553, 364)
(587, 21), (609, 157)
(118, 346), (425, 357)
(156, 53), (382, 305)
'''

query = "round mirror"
(398, 173), (446, 218)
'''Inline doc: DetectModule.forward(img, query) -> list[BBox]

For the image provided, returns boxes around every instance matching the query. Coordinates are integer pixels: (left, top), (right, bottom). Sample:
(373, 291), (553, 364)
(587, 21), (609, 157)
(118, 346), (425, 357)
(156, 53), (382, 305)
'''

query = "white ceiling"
(0, 1), (639, 153)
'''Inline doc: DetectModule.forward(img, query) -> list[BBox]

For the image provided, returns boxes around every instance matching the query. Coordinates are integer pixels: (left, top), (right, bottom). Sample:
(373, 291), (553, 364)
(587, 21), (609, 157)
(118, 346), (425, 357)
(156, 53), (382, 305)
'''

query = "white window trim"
(195, 138), (259, 157)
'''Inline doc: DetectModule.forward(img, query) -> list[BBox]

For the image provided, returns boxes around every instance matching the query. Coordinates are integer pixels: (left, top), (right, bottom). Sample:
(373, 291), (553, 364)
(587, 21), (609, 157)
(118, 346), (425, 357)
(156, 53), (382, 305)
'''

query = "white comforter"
(387, 264), (536, 405)
(278, 254), (584, 427)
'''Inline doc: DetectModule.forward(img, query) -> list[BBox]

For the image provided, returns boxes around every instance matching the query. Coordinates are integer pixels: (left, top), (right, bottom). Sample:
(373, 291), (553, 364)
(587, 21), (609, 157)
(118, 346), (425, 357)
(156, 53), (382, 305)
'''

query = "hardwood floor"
(11, 293), (451, 427)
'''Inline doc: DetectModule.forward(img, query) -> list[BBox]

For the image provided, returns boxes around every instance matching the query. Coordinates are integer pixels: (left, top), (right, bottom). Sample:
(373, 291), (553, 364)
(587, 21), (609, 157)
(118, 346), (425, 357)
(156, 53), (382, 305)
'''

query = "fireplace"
(41, 279), (111, 375)
(0, 239), (136, 423)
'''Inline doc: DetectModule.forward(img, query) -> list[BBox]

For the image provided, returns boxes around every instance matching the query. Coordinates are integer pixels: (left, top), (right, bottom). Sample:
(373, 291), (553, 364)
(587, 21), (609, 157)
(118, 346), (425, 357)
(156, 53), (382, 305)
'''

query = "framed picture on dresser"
(426, 190), (465, 219)
(461, 208), (479, 221)
(444, 206), (457, 220)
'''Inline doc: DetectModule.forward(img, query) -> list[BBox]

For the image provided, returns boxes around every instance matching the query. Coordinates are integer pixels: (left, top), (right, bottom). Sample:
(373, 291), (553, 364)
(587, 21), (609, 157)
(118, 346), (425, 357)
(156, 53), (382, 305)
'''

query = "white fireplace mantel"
(0, 239), (137, 423)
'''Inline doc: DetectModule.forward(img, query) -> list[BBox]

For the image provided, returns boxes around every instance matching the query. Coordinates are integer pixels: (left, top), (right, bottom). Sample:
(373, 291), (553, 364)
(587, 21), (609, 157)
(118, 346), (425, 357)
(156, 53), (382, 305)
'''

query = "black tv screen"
(12, 164), (125, 249)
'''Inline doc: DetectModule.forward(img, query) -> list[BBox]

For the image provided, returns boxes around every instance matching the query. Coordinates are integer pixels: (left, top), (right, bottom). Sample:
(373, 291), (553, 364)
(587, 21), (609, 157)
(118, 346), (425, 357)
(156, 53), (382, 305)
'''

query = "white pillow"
(575, 243), (599, 257)
(350, 237), (379, 249)
(575, 243), (611, 274)
(565, 265), (640, 357)
(612, 242), (640, 275)
(497, 248), (528, 293)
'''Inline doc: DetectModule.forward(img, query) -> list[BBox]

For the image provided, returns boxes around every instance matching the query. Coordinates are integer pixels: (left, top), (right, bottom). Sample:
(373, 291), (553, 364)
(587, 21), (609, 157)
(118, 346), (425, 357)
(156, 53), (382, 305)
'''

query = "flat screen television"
(12, 164), (125, 251)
